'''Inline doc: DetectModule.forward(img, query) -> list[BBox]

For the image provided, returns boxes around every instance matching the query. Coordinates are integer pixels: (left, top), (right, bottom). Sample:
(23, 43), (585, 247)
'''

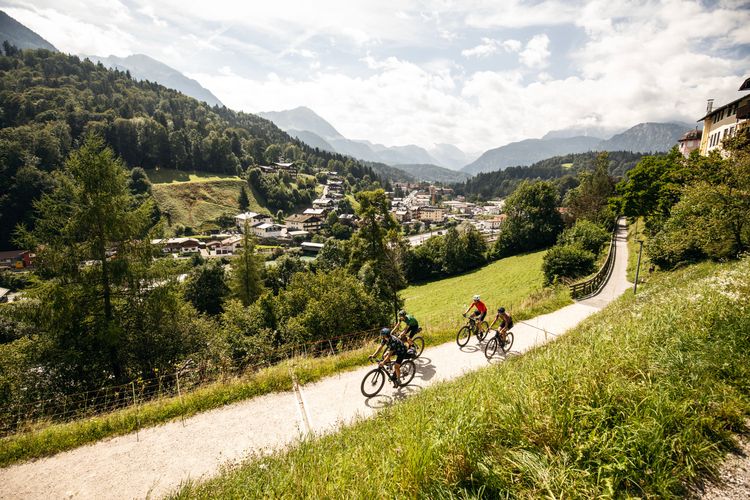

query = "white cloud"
(461, 38), (501, 58)
(519, 34), (550, 68)
(502, 39), (522, 52)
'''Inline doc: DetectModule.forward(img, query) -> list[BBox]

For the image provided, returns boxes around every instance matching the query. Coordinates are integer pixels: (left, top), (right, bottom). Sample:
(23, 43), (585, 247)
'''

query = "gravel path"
(697, 432), (750, 500)
(0, 221), (631, 500)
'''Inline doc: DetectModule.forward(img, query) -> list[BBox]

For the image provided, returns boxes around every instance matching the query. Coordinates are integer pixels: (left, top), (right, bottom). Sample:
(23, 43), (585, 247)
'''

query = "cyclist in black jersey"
(369, 327), (409, 387)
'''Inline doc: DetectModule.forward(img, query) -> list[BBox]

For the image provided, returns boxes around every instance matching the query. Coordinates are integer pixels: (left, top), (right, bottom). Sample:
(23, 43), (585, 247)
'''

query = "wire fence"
(0, 327), (381, 437)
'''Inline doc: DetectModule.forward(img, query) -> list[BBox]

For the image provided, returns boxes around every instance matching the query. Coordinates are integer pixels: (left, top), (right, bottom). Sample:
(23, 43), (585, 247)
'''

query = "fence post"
(132, 381), (140, 443)
(176, 369), (186, 427)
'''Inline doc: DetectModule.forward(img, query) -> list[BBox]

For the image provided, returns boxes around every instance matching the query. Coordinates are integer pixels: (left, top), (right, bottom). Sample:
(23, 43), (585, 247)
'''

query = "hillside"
(87, 54), (224, 107)
(462, 136), (601, 175)
(463, 122), (693, 174)
(148, 169), (265, 233)
(0, 11), (57, 51)
(457, 151), (645, 200)
(393, 163), (469, 183)
(178, 257), (750, 498)
(0, 49), (382, 247)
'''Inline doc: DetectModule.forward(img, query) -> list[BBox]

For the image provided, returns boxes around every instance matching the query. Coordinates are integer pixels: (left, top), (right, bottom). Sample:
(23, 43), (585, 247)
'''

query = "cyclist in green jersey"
(393, 309), (420, 348)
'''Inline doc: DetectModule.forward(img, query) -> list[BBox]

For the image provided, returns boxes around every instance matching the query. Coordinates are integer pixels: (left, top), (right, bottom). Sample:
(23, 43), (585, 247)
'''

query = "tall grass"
(176, 258), (750, 498)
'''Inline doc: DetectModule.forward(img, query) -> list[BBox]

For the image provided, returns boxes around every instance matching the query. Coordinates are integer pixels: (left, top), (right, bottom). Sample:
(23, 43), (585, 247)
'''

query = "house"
(274, 161), (298, 175)
(417, 206), (446, 223)
(216, 235), (243, 255)
(303, 208), (327, 217)
(677, 129), (703, 158)
(285, 213), (324, 232)
(312, 197), (335, 209)
(392, 209), (411, 223)
(338, 214), (357, 226)
(487, 215), (507, 229)
(698, 81), (750, 155)
(252, 223), (286, 239)
(151, 238), (201, 253)
(287, 230), (311, 241)
(301, 242), (325, 255)
(0, 250), (32, 269)
(235, 212), (272, 231)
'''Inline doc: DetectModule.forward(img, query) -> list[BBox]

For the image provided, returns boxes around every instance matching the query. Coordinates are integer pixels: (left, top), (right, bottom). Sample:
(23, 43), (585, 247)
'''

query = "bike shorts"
(405, 324), (420, 338)
(472, 311), (486, 322)
(394, 352), (408, 364)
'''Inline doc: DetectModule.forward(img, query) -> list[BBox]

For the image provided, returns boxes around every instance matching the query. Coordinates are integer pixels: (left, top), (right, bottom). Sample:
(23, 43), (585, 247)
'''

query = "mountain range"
(258, 107), (476, 172)
(0, 10), (57, 51)
(461, 122), (695, 175)
(86, 54), (224, 107)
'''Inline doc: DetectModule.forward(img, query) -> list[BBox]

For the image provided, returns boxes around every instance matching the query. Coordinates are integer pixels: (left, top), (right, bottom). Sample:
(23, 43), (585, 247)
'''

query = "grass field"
(402, 250), (571, 335)
(0, 252), (565, 466)
(146, 168), (242, 184)
(151, 179), (266, 233)
(627, 216), (652, 283)
(176, 257), (750, 498)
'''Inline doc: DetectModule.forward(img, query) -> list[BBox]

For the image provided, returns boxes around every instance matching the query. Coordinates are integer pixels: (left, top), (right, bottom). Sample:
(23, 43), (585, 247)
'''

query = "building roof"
(0, 250), (29, 259)
(303, 208), (326, 216)
(698, 94), (749, 121)
(679, 129), (703, 141)
(286, 213), (318, 223)
(301, 242), (325, 249)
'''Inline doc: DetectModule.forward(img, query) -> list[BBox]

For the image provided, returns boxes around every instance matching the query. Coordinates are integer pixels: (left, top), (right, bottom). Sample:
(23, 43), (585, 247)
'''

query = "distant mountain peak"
(0, 10), (57, 52)
(87, 53), (224, 107)
(258, 107), (345, 141)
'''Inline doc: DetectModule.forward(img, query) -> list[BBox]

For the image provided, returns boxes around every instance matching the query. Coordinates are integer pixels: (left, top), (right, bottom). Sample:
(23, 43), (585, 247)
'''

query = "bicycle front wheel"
(412, 336), (424, 358)
(501, 332), (514, 354)
(399, 360), (416, 386)
(456, 326), (472, 347)
(484, 337), (498, 359)
(361, 368), (386, 397)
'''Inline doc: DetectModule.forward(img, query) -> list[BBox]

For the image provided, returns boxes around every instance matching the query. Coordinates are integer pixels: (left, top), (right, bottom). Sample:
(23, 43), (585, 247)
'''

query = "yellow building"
(698, 80), (750, 155)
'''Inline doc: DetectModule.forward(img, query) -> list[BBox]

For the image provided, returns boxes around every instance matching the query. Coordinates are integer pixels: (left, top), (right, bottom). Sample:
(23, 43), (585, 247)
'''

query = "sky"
(3, 0), (750, 154)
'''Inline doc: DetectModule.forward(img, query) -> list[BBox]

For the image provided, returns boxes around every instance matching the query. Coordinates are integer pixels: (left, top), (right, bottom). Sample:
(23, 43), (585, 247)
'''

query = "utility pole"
(633, 240), (644, 295)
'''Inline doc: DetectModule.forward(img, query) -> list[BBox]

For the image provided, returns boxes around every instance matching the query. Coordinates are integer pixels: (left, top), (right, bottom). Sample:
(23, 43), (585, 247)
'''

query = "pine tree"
(238, 186), (250, 211)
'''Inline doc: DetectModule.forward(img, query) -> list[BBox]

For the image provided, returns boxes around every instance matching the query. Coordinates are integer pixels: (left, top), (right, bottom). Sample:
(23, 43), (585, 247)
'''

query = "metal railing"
(569, 220), (619, 300)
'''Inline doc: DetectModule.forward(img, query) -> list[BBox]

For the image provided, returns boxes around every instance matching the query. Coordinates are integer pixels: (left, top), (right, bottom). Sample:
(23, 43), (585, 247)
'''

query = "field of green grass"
(176, 257), (750, 498)
(402, 250), (571, 336)
(0, 252), (565, 466)
(151, 180), (266, 234)
(146, 168), (242, 184)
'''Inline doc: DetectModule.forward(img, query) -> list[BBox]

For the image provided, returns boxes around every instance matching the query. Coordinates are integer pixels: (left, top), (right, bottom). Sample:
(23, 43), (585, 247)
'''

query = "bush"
(542, 244), (595, 284)
(557, 220), (610, 257)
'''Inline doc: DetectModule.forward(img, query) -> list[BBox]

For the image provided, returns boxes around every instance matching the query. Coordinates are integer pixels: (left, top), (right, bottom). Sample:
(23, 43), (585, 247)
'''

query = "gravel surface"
(698, 432), (750, 500)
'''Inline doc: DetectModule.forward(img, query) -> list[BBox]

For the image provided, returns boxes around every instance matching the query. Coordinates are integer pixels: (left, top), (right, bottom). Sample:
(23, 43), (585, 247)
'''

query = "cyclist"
(489, 307), (513, 343)
(369, 327), (409, 387)
(463, 294), (487, 323)
(393, 309), (420, 348)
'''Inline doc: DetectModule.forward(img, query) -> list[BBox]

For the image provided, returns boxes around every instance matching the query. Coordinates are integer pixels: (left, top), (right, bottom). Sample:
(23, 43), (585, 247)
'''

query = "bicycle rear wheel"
(399, 360), (416, 386)
(456, 326), (471, 347)
(484, 337), (498, 359)
(361, 368), (386, 397)
(501, 332), (514, 354)
(411, 336), (424, 358)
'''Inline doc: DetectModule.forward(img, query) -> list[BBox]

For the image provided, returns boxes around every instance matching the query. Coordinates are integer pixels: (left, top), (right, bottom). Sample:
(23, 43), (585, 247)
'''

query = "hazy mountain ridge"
(463, 122), (695, 174)
(394, 163), (470, 183)
(0, 10), (57, 52)
(259, 106), (470, 173)
(87, 54), (224, 107)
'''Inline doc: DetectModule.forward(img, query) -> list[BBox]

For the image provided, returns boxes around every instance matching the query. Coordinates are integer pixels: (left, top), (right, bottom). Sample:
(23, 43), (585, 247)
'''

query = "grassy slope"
(151, 178), (266, 234)
(627, 216), (652, 283)
(0, 252), (565, 466)
(176, 258), (750, 498)
(402, 250), (571, 335)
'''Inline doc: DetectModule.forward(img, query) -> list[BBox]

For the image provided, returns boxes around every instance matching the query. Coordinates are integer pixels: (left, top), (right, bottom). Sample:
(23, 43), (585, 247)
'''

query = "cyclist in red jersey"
(464, 294), (487, 322)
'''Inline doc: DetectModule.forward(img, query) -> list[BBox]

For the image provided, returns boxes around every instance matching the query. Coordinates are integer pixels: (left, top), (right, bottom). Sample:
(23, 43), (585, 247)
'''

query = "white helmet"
(473, 295), (480, 301)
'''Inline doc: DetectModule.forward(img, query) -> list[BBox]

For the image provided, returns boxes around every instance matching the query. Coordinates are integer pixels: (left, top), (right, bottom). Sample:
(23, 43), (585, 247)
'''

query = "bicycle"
(456, 314), (489, 347)
(484, 329), (514, 359)
(361, 357), (417, 397)
(400, 327), (425, 358)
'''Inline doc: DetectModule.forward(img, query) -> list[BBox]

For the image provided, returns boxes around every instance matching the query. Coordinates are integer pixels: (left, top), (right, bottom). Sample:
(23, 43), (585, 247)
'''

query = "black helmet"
(380, 327), (391, 336)
(498, 307), (506, 313)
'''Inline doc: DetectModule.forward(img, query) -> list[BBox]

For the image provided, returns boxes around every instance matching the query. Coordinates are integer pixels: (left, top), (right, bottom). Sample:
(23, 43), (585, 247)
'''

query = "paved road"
(0, 222), (631, 500)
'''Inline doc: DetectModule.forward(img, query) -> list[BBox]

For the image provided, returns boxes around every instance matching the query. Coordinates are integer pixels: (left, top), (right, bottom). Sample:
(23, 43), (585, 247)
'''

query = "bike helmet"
(380, 327), (391, 336)
(498, 307), (505, 313)
(398, 309), (406, 317)
(473, 294), (480, 301)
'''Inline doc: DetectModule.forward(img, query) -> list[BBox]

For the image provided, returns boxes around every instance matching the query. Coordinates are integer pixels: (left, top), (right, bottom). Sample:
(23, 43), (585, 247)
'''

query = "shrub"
(542, 244), (595, 284)
(557, 219), (610, 256)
